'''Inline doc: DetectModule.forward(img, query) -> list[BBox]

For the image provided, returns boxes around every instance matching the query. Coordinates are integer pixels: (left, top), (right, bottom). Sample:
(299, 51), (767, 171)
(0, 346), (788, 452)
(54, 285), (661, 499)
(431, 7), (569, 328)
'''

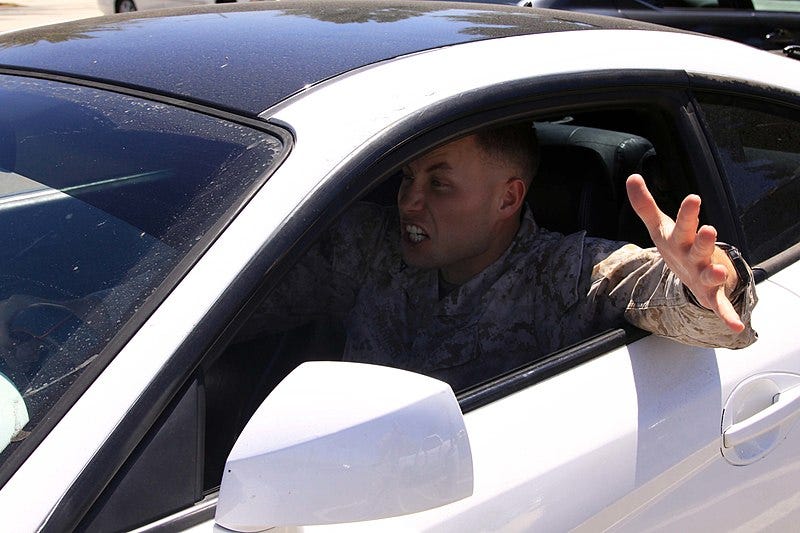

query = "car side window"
(751, 0), (800, 11)
(205, 108), (684, 408)
(695, 94), (800, 262)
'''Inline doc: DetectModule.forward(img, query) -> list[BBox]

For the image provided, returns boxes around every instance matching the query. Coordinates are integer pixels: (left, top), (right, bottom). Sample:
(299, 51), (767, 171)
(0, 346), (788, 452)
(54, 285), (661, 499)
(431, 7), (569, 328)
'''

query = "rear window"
(0, 75), (284, 453)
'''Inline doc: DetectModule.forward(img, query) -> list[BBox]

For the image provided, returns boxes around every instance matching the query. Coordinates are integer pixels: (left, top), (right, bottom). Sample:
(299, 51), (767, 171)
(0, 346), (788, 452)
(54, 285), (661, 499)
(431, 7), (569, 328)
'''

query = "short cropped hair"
(474, 123), (539, 185)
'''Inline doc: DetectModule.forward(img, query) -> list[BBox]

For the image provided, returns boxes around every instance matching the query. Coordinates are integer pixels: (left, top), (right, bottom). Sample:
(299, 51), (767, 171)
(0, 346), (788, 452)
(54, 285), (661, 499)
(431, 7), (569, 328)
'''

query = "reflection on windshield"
(0, 74), (283, 460)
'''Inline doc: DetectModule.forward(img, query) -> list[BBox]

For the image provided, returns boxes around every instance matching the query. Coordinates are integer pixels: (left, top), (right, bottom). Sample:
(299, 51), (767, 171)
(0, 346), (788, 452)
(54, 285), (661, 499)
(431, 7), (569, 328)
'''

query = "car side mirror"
(215, 361), (473, 532)
(0, 372), (28, 453)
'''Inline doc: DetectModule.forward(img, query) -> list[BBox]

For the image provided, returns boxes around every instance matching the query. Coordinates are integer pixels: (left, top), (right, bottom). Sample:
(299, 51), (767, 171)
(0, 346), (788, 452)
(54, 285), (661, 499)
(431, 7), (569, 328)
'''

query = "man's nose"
(398, 181), (425, 212)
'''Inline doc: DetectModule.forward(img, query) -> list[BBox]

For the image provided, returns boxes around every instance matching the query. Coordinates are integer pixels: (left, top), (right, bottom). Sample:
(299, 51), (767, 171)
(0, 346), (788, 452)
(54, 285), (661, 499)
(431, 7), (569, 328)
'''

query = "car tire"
(115, 0), (137, 12)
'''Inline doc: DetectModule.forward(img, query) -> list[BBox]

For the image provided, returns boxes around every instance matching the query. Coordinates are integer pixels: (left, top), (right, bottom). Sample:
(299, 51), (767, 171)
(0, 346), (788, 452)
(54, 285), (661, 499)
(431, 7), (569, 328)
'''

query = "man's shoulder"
(512, 222), (633, 298)
(337, 201), (392, 224)
(521, 215), (631, 262)
(326, 202), (398, 271)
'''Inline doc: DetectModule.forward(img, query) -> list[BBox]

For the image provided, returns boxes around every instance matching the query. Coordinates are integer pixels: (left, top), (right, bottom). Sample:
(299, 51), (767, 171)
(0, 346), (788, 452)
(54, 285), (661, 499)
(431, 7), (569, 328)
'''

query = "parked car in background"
(0, 1), (799, 531)
(522, 0), (800, 50)
(97, 0), (246, 15)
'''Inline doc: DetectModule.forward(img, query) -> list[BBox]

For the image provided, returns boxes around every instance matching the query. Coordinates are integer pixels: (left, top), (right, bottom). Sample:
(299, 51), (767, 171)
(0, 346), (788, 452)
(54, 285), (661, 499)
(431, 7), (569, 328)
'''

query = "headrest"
(535, 122), (655, 193)
(530, 122), (656, 239)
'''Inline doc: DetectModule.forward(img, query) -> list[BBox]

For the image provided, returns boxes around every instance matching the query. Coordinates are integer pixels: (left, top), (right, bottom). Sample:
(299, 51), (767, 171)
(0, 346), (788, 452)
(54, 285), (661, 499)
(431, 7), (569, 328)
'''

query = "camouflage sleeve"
(588, 243), (758, 349)
(236, 202), (389, 341)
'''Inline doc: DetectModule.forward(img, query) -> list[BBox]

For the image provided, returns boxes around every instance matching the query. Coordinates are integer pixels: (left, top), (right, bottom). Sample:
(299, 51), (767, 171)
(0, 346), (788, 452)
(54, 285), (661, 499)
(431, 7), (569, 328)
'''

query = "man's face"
(397, 135), (517, 284)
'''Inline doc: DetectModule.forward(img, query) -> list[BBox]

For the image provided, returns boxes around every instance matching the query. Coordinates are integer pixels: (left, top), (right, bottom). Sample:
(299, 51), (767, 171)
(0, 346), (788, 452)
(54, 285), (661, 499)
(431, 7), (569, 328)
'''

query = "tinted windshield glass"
(0, 75), (283, 451)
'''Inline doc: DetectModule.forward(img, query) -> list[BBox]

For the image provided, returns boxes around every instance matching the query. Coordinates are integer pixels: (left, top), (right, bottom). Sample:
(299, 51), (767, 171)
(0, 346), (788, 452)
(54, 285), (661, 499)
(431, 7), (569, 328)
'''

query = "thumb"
(626, 174), (664, 231)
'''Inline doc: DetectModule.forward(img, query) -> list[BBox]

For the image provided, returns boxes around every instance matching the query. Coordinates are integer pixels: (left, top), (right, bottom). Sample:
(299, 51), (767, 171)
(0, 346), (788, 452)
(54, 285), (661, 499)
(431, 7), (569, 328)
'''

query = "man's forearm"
(592, 244), (758, 349)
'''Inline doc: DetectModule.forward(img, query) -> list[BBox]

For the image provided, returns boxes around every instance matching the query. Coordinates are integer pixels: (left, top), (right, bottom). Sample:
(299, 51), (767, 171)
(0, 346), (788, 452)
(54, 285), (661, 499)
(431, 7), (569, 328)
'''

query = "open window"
(195, 100), (701, 491)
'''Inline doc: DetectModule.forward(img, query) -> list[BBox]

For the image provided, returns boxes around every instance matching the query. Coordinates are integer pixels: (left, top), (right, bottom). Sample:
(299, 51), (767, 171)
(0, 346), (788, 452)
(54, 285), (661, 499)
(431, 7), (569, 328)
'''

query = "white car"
(0, 1), (799, 531)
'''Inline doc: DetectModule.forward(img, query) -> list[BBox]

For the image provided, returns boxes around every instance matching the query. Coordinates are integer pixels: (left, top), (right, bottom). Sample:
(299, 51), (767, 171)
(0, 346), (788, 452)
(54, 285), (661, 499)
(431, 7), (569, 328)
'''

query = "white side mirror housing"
(215, 361), (473, 532)
(0, 372), (28, 453)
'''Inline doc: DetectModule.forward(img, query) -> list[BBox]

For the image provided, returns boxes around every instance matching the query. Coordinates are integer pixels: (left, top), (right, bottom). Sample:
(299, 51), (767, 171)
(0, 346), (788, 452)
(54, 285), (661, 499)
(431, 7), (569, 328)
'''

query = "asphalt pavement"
(0, 0), (102, 34)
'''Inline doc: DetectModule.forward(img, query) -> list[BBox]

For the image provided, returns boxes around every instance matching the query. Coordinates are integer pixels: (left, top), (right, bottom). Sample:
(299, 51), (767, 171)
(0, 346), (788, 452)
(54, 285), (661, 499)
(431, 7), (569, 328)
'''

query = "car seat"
(530, 122), (657, 246)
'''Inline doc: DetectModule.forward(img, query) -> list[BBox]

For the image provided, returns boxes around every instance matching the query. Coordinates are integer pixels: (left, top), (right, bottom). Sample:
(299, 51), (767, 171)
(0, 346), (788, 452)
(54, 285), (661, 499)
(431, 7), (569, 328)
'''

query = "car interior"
(199, 108), (693, 490)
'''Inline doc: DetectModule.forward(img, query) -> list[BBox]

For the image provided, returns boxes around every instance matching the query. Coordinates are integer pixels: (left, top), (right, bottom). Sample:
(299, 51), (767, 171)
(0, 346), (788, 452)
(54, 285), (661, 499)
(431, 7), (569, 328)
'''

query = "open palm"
(626, 174), (744, 333)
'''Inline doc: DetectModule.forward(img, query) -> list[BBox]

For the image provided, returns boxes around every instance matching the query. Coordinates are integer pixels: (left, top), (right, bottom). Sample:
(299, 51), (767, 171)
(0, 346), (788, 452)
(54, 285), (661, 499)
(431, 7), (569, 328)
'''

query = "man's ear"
(499, 178), (527, 218)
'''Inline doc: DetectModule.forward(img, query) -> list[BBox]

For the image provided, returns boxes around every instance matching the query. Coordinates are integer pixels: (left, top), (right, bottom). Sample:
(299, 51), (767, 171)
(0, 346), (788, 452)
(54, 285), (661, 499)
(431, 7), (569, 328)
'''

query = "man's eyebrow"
(401, 160), (452, 176)
(423, 161), (452, 174)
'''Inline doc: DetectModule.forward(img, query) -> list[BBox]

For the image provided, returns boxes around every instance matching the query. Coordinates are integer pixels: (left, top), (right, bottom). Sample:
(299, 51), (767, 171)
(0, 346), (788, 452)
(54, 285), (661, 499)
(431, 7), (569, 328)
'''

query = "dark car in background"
(521, 0), (800, 49)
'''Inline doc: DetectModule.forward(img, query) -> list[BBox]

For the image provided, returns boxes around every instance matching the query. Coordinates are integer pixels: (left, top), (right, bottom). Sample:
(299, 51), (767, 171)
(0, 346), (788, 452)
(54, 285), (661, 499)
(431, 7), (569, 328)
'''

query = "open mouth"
(404, 224), (429, 244)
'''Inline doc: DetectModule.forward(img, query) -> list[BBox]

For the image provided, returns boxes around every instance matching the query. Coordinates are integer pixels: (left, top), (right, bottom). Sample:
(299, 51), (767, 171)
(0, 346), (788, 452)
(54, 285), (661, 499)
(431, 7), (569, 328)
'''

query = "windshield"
(0, 75), (284, 454)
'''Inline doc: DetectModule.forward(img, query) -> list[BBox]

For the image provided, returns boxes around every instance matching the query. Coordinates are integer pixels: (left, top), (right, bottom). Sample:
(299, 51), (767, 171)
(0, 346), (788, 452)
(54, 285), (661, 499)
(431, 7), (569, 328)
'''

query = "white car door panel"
(578, 279), (800, 532)
(284, 345), (640, 532)
(767, 258), (800, 298)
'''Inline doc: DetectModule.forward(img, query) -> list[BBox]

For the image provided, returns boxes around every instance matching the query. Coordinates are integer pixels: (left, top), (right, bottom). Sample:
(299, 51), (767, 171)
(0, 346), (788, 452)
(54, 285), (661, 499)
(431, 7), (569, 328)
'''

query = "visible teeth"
(405, 224), (427, 243)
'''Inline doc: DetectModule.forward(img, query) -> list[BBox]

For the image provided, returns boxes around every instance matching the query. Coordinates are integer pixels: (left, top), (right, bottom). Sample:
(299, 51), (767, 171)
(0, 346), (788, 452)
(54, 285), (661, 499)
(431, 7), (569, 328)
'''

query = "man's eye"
(431, 179), (446, 188)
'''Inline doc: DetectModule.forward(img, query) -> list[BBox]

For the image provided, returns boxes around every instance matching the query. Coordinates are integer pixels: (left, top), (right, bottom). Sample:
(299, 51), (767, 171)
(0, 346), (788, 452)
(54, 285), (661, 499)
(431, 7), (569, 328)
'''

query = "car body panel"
(768, 258), (800, 298)
(588, 279), (800, 532)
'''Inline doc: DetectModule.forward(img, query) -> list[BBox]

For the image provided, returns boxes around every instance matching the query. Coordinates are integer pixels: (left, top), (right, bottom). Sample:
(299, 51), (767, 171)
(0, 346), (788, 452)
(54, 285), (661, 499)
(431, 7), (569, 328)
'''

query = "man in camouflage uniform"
(245, 123), (757, 391)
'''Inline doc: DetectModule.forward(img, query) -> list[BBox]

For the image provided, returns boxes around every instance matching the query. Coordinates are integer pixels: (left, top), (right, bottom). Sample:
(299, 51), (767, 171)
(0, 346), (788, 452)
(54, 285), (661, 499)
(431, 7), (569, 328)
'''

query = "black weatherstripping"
(754, 240), (800, 283)
(0, 1), (682, 116)
(458, 328), (633, 413)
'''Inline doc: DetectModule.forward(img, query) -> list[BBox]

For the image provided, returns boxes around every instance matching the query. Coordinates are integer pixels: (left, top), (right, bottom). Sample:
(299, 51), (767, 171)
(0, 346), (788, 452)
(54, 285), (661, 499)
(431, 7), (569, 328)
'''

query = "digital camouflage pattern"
(243, 203), (757, 390)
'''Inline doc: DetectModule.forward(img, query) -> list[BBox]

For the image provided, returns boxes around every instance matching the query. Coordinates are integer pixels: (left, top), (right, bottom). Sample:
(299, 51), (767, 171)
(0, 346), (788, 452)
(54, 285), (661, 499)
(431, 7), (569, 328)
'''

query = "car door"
(165, 72), (794, 531)
(120, 67), (800, 531)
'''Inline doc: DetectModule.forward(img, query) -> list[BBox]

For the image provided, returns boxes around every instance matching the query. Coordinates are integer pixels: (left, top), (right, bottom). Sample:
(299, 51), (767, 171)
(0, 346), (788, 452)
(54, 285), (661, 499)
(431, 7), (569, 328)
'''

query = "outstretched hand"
(626, 174), (745, 333)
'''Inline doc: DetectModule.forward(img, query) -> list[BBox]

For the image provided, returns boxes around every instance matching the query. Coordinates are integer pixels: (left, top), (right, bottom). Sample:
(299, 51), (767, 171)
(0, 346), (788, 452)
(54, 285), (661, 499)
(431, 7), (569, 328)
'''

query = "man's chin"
(400, 246), (439, 271)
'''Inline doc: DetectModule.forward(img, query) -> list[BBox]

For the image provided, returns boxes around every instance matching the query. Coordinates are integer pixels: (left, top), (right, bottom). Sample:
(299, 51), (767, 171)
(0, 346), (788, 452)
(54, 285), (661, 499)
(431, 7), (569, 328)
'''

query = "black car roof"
(0, 0), (673, 116)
